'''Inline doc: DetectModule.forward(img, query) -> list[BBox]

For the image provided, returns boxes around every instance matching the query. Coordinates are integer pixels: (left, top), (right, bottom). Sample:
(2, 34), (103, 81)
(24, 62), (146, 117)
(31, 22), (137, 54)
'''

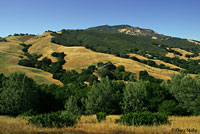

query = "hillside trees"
(85, 77), (124, 114)
(122, 81), (148, 113)
(168, 73), (200, 115)
(0, 72), (39, 115)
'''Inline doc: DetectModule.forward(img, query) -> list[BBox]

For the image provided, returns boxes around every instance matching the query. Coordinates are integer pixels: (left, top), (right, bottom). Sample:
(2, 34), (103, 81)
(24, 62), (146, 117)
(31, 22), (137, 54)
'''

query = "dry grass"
(165, 48), (200, 61)
(166, 48), (200, 61)
(0, 36), (62, 85)
(0, 115), (199, 134)
(129, 53), (181, 69)
(188, 40), (200, 45)
(25, 32), (179, 81)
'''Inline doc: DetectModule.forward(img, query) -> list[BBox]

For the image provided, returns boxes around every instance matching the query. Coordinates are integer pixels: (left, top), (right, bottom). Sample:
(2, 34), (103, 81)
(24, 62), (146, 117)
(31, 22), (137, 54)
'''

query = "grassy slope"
(0, 35), (62, 85)
(26, 32), (178, 80)
(165, 48), (200, 60)
(129, 53), (181, 69)
(0, 115), (199, 134)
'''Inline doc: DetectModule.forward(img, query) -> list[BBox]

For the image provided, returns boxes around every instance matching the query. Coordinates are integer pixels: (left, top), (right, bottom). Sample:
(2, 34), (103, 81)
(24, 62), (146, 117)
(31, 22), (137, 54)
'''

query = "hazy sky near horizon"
(1, 0), (200, 41)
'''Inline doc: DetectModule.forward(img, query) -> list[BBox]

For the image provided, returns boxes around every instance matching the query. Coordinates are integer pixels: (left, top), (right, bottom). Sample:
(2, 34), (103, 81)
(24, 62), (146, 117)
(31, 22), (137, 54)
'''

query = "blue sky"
(1, 0), (200, 41)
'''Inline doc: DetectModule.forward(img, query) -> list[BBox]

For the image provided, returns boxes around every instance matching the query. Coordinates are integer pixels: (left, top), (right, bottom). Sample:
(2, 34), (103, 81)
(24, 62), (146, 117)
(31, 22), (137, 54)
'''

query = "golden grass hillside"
(166, 48), (200, 60)
(0, 36), (62, 85)
(0, 115), (199, 134)
(128, 53), (181, 69)
(25, 32), (179, 81)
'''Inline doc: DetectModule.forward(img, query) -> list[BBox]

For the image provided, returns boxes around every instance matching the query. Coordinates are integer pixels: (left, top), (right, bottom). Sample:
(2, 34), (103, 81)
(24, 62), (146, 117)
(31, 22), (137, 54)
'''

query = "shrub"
(20, 109), (38, 116)
(96, 112), (106, 122)
(28, 111), (79, 128)
(116, 112), (168, 126)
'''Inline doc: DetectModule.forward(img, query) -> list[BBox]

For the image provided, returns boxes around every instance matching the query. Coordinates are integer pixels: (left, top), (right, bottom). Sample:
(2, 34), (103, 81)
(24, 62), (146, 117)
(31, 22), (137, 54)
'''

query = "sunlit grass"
(0, 115), (199, 134)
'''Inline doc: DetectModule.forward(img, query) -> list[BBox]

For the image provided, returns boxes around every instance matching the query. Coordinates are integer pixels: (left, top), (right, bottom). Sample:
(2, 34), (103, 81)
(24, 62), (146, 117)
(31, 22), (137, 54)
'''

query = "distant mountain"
(1, 25), (200, 85)
(88, 25), (167, 40)
(87, 25), (200, 53)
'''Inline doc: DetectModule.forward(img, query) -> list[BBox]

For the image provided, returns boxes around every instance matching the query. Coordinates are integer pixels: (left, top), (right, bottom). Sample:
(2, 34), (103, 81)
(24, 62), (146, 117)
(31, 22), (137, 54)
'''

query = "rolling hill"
(1, 25), (200, 84)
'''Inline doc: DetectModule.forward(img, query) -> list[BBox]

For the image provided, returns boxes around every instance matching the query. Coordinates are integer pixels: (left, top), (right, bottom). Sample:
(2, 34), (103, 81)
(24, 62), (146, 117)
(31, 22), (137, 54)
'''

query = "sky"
(1, 0), (200, 41)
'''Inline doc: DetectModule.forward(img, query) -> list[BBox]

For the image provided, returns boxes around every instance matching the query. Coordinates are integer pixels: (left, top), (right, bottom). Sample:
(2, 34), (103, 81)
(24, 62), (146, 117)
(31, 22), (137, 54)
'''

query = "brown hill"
(25, 32), (178, 81)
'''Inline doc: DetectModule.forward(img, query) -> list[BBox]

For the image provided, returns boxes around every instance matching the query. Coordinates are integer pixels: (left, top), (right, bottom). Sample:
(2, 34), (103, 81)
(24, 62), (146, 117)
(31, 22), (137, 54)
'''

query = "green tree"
(122, 81), (148, 113)
(0, 72), (39, 115)
(65, 96), (80, 116)
(168, 73), (200, 115)
(0, 73), (6, 88)
(85, 77), (123, 114)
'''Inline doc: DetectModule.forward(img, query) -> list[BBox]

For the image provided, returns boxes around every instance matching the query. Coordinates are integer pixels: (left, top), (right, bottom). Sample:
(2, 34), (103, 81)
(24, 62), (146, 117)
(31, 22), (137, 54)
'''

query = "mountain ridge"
(1, 25), (200, 84)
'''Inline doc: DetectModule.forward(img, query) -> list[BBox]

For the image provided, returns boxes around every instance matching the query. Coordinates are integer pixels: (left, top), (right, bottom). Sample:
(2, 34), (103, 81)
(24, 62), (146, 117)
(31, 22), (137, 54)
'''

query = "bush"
(96, 112), (106, 122)
(28, 111), (79, 128)
(116, 112), (168, 126)
(20, 109), (38, 116)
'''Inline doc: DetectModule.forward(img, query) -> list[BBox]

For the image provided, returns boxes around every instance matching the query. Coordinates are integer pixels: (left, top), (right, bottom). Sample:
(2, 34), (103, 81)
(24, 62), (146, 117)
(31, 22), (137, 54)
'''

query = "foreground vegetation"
(0, 115), (199, 134)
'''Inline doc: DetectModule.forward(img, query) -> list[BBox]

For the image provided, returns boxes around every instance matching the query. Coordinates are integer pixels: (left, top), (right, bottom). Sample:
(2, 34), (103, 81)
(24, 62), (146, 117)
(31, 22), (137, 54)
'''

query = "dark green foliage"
(86, 65), (96, 74)
(37, 84), (64, 113)
(116, 112), (168, 126)
(18, 59), (35, 67)
(96, 112), (106, 122)
(122, 81), (148, 113)
(122, 81), (174, 113)
(97, 62), (104, 67)
(139, 70), (163, 83)
(0, 37), (7, 42)
(158, 100), (184, 116)
(28, 111), (79, 128)
(133, 58), (175, 70)
(51, 52), (66, 59)
(85, 77), (124, 114)
(98, 62), (136, 82)
(99, 69), (116, 80)
(161, 37), (200, 54)
(158, 56), (200, 74)
(51, 30), (167, 57)
(130, 56), (140, 62)
(29, 96), (81, 128)
(65, 96), (80, 115)
(145, 83), (174, 113)
(88, 75), (98, 85)
(20, 109), (38, 116)
(20, 44), (32, 53)
(12, 33), (36, 36)
(116, 65), (125, 72)
(0, 72), (39, 115)
(168, 73), (200, 115)
(0, 73), (6, 88)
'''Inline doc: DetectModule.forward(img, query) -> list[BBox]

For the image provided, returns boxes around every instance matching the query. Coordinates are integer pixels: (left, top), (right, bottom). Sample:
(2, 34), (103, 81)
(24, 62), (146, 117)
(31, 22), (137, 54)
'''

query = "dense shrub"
(116, 112), (168, 126)
(28, 111), (79, 128)
(96, 112), (106, 122)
